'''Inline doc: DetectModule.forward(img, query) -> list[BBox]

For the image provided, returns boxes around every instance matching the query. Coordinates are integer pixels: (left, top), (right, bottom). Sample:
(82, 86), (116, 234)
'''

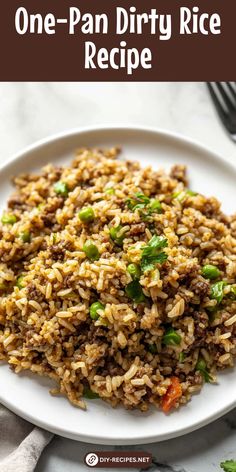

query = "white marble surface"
(0, 82), (236, 472)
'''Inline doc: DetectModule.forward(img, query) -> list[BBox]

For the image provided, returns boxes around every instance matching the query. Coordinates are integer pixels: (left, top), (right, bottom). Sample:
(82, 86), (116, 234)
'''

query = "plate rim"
(0, 124), (236, 445)
(1, 124), (236, 176)
(0, 380), (236, 445)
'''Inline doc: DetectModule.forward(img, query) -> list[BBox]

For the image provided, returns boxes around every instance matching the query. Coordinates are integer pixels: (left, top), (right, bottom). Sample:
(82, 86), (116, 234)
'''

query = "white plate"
(0, 126), (236, 445)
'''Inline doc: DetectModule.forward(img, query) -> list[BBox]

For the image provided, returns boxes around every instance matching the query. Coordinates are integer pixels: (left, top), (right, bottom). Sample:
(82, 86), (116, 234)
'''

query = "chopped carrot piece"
(161, 376), (182, 413)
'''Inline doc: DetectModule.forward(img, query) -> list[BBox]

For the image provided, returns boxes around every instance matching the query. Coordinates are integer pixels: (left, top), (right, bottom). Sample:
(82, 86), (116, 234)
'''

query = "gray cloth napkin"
(0, 404), (53, 472)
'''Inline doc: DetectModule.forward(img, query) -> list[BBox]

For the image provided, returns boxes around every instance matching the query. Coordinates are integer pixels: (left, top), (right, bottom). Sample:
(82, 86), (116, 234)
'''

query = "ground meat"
(102, 362), (124, 377)
(177, 288), (193, 305)
(189, 339), (206, 349)
(170, 165), (188, 185)
(163, 195), (173, 205)
(220, 261), (230, 275)
(108, 365), (124, 376)
(178, 264), (199, 282)
(193, 310), (209, 337)
(27, 283), (44, 302)
(64, 275), (74, 288)
(49, 243), (66, 261)
(189, 276), (210, 298)
(96, 357), (124, 377)
(129, 223), (146, 236)
(86, 326), (108, 343)
(136, 304), (145, 316)
(201, 197), (221, 218)
(8, 193), (23, 209)
(221, 311), (233, 324)
(40, 197), (65, 227)
(41, 213), (56, 228)
(42, 166), (63, 182)
(46, 197), (64, 212)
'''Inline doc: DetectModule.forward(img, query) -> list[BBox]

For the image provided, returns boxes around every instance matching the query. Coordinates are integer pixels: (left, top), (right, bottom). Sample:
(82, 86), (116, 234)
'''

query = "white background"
(0, 82), (235, 163)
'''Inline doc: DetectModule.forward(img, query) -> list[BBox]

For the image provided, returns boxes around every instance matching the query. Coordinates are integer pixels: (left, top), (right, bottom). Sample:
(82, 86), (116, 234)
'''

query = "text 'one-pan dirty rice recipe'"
(0, 147), (236, 413)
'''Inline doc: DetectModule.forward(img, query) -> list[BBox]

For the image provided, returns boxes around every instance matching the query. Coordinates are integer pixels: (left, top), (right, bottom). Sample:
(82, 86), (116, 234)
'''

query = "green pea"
(202, 264), (220, 280)
(83, 240), (100, 261)
(89, 301), (105, 321)
(1, 214), (17, 225)
(54, 181), (69, 197)
(163, 328), (181, 346)
(211, 281), (226, 304)
(196, 358), (206, 371)
(79, 207), (95, 224)
(83, 386), (99, 399)
(16, 276), (25, 289)
(105, 187), (115, 195)
(127, 263), (141, 280)
(148, 344), (157, 354)
(149, 199), (162, 213)
(20, 231), (31, 243)
(109, 225), (125, 246)
(125, 280), (145, 303)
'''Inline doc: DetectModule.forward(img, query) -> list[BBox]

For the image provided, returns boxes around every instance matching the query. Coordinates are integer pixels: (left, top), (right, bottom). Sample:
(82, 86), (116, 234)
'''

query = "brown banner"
(0, 0), (235, 81)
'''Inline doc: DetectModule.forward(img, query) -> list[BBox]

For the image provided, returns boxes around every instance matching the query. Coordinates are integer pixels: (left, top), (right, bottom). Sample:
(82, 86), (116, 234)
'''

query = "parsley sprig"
(221, 460), (236, 472)
(126, 193), (150, 211)
(141, 235), (168, 273)
(196, 358), (213, 383)
(126, 193), (162, 216)
(211, 281), (226, 304)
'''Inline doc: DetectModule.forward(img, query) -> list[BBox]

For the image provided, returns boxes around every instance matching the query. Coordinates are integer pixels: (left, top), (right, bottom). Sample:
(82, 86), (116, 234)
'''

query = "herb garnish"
(196, 358), (213, 383)
(211, 281), (226, 304)
(141, 235), (168, 273)
(126, 193), (162, 216)
(125, 280), (146, 303)
(83, 387), (99, 399)
(163, 328), (181, 346)
(220, 460), (236, 472)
